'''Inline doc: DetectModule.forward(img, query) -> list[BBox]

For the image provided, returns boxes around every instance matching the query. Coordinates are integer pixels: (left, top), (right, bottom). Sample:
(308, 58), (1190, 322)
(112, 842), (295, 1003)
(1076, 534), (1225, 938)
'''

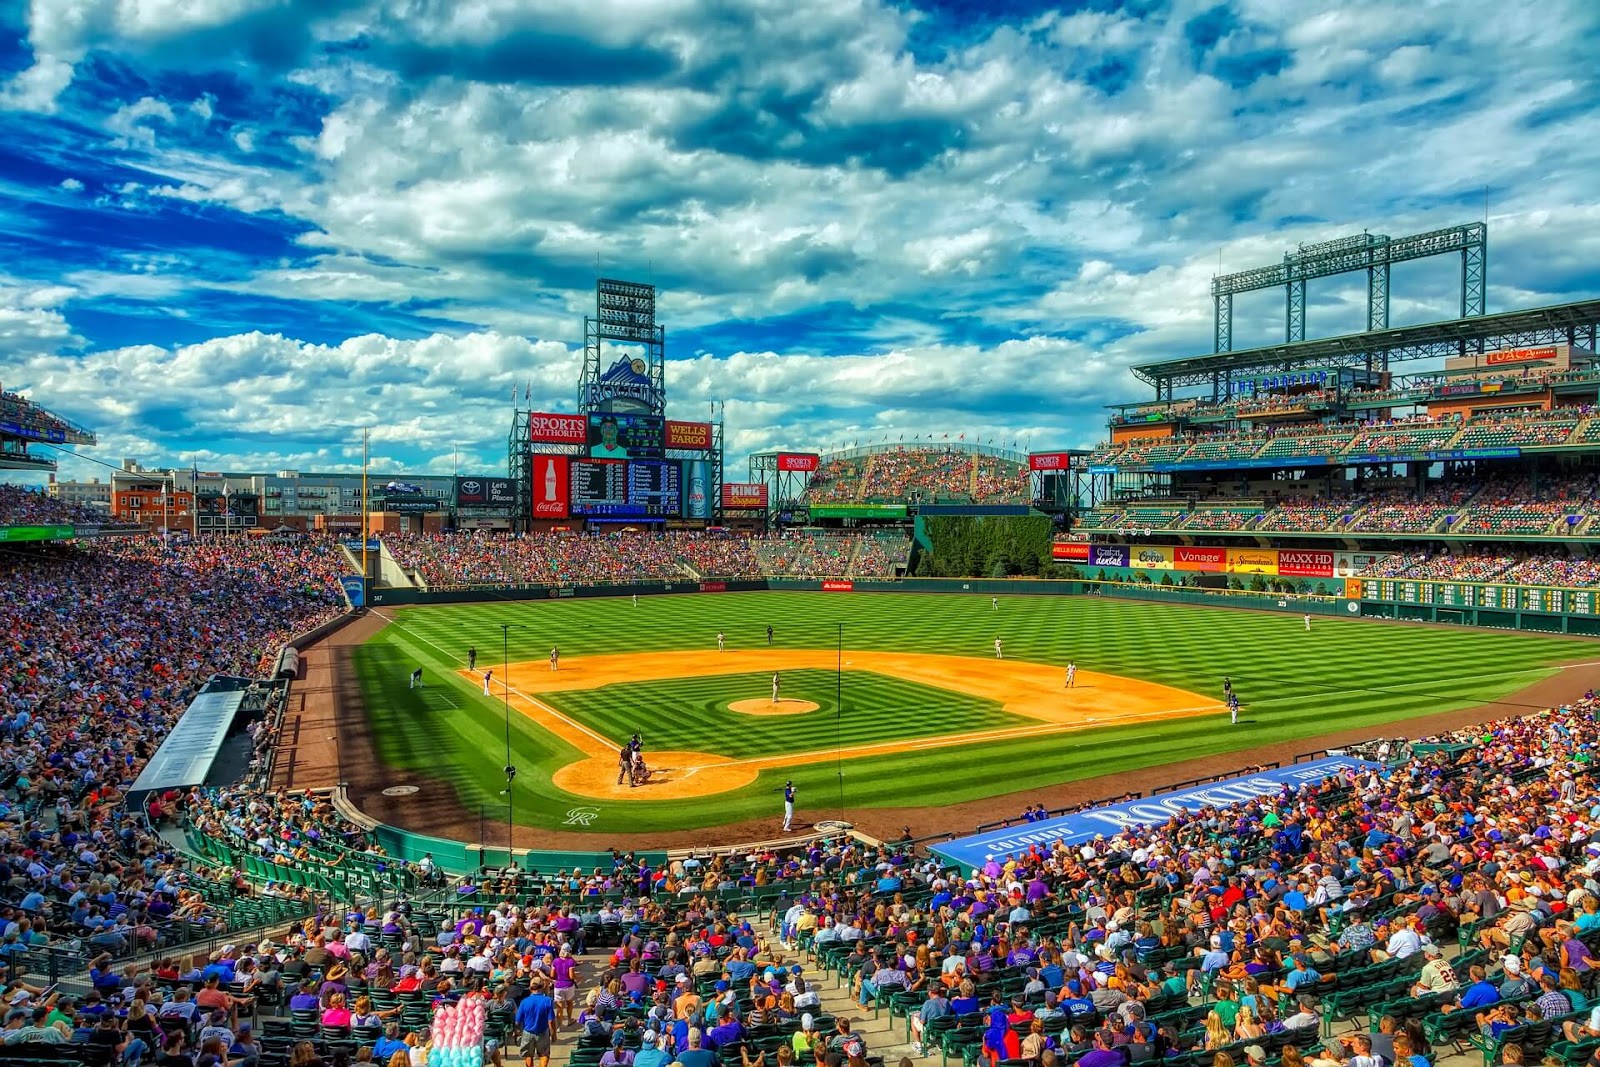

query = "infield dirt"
(462, 649), (1220, 801)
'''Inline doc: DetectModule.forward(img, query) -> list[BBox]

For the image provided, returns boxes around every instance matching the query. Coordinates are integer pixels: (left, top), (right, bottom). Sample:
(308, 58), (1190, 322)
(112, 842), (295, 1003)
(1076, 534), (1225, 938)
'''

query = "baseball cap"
(802, 1013), (815, 1030)
(1245, 1046), (1266, 1061)
(642, 1030), (658, 1044)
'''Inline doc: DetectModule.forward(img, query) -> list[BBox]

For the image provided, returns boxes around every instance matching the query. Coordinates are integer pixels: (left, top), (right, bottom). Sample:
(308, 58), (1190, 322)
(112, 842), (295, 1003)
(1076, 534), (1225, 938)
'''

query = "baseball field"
(350, 591), (1594, 837)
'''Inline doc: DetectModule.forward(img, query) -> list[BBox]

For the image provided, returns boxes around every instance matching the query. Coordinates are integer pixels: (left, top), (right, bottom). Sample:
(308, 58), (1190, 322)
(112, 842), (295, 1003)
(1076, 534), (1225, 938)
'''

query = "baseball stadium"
(7, 215), (1600, 1067)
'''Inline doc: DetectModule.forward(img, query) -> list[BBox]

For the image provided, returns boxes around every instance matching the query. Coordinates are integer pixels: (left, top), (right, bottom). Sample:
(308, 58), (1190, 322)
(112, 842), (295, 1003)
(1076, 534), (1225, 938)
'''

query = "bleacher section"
(803, 444), (1030, 505)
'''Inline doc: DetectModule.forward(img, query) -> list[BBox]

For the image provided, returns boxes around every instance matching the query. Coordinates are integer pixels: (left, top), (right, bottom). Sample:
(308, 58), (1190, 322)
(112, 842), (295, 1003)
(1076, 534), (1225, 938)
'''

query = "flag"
(524, 380), (531, 403)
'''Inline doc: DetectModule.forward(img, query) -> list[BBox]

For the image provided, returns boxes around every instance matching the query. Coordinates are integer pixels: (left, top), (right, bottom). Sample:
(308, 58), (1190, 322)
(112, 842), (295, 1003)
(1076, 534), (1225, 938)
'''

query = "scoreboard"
(569, 459), (629, 515)
(569, 458), (682, 517)
(1357, 579), (1600, 618)
(627, 461), (681, 516)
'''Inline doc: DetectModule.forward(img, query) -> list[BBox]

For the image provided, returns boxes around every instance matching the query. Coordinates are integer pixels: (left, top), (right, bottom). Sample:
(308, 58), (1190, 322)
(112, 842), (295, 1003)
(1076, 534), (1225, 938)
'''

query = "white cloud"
(106, 96), (176, 148)
(59, 177), (84, 192)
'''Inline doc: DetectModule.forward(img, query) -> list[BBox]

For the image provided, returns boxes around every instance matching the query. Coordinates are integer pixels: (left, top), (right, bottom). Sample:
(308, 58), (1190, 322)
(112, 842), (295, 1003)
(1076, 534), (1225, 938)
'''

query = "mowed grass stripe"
(354, 592), (1591, 833)
(544, 669), (1025, 760)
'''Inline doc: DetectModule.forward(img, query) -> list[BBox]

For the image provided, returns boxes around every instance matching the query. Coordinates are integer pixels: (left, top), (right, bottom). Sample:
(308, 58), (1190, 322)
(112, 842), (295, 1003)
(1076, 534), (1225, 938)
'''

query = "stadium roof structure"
(1131, 298), (1600, 394)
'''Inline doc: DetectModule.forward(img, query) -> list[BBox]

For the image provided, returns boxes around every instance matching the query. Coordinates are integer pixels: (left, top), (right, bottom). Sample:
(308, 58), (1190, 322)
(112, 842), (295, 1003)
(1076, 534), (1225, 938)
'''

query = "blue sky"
(1, 0), (1598, 481)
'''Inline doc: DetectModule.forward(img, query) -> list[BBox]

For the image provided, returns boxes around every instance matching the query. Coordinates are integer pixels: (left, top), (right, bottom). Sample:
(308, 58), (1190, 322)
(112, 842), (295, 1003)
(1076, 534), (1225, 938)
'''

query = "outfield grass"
(352, 591), (1593, 833)
(540, 669), (1025, 759)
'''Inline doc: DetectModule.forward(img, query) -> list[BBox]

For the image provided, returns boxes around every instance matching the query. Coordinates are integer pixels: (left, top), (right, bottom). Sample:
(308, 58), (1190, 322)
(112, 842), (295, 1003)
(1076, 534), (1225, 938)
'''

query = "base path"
(461, 649), (1220, 802)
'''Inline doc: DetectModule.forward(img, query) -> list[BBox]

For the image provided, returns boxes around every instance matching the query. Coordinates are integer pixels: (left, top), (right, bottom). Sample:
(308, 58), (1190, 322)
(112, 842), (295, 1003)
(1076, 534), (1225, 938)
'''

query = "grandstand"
(1, 385), (96, 472)
(802, 442), (1029, 506)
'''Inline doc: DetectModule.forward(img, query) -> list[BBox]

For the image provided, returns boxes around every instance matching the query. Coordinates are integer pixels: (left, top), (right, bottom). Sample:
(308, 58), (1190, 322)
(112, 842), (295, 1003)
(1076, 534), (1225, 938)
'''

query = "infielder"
(772, 672), (781, 703)
(1228, 692), (1240, 725)
(994, 637), (1003, 659)
(783, 780), (796, 832)
(409, 667), (423, 689)
(1065, 663), (1076, 688)
(482, 670), (492, 696)
(549, 646), (560, 672)
(717, 631), (725, 652)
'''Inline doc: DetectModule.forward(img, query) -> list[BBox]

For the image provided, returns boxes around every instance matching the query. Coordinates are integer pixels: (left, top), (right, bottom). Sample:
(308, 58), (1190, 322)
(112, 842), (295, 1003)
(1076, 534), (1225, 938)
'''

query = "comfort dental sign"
(932, 756), (1380, 868)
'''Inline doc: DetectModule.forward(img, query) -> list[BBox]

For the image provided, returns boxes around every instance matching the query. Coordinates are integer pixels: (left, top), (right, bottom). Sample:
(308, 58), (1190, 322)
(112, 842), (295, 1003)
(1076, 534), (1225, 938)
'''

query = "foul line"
(370, 608), (619, 756)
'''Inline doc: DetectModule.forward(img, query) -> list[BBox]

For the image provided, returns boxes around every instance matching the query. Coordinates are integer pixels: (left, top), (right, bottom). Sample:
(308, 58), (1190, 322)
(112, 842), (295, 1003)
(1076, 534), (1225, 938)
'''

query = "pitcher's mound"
(552, 750), (758, 800)
(730, 698), (819, 716)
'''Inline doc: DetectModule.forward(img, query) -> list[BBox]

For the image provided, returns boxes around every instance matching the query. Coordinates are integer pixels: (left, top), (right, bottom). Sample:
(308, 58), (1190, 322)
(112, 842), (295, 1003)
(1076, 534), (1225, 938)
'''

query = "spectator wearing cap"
(600, 1031), (636, 1067)
(1499, 956), (1535, 1000)
(1284, 998), (1320, 1031)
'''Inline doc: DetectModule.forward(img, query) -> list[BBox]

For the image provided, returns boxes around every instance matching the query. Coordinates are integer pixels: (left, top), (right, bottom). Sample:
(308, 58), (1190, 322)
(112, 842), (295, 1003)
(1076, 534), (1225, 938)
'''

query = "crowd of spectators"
(0, 484), (106, 526)
(803, 448), (1028, 506)
(0, 534), (348, 992)
(1344, 486), (1477, 534)
(387, 533), (911, 586)
(388, 533), (688, 588)
(0, 388), (86, 438)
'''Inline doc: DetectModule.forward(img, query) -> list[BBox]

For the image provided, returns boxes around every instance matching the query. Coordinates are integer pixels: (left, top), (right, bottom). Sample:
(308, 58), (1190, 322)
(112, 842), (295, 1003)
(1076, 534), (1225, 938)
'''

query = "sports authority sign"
(776, 452), (819, 472)
(665, 420), (712, 449)
(1028, 452), (1075, 471)
(527, 412), (587, 444)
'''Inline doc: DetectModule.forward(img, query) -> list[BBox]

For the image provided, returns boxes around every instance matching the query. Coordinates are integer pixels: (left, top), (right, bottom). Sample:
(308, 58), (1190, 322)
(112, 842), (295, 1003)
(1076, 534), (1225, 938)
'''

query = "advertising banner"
(384, 496), (440, 513)
(1227, 547), (1279, 575)
(822, 580), (854, 592)
(683, 459), (711, 519)
(531, 455), (570, 519)
(777, 452), (820, 472)
(0, 524), (74, 542)
(1485, 345), (1559, 366)
(1090, 545), (1129, 568)
(1051, 542), (1090, 562)
(1130, 545), (1173, 570)
(527, 412), (587, 444)
(932, 757), (1379, 867)
(340, 575), (366, 608)
(1333, 551), (1390, 577)
(1174, 546), (1226, 570)
(721, 482), (769, 509)
(665, 420), (713, 450)
(455, 476), (516, 509)
(1345, 578), (1363, 601)
(1028, 451), (1075, 471)
(1278, 548), (1335, 578)
(807, 504), (907, 518)
(699, 581), (727, 593)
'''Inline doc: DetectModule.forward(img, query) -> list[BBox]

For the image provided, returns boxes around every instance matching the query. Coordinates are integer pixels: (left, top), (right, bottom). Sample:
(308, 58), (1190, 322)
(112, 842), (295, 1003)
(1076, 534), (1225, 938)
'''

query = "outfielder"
(1304, 613), (1311, 631)
(632, 593), (639, 607)
(991, 597), (998, 610)
(409, 667), (423, 689)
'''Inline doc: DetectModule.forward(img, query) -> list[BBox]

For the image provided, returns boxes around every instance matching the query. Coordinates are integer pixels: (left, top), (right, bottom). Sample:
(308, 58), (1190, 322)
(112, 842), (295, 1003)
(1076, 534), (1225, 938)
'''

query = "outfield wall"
(367, 576), (1599, 635)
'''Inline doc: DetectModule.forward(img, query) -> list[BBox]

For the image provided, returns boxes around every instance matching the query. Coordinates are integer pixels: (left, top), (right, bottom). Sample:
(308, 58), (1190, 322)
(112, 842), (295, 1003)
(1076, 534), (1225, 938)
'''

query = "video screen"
(628, 461), (681, 517)
(569, 459), (631, 516)
(587, 413), (663, 460)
